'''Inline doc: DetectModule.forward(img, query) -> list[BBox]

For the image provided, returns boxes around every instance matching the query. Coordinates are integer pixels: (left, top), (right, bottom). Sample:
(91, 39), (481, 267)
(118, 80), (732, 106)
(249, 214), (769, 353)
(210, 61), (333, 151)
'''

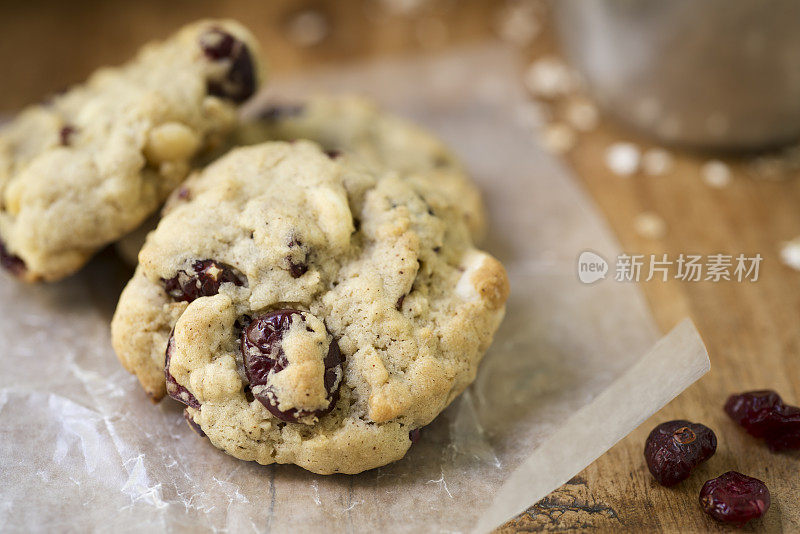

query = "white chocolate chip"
(309, 187), (353, 250)
(455, 251), (490, 302)
(144, 122), (200, 164)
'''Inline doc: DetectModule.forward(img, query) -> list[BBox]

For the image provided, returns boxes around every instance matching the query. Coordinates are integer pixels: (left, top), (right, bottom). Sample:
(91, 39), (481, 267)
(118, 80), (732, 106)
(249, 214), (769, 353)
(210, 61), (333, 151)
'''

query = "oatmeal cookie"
(0, 20), (263, 281)
(237, 95), (486, 240)
(111, 141), (507, 474)
(114, 95), (487, 265)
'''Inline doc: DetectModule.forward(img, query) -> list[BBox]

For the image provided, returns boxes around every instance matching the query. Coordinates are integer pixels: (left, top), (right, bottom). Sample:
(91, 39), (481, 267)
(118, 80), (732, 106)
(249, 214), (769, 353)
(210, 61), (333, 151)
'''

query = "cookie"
(114, 95), (487, 265)
(0, 20), (263, 282)
(111, 141), (508, 474)
(237, 95), (487, 241)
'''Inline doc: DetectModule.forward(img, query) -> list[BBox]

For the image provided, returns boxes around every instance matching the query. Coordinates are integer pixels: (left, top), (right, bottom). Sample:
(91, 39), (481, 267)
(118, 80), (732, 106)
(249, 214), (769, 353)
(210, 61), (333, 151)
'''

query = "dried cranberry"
(176, 186), (192, 201)
(286, 237), (308, 278)
(162, 259), (245, 302)
(725, 390), (800, 451)
(164, 333), (200, 409)
(409, 428), (421, 443)
(200, 30), (235, 60)
(644, 420), (717, 486)
(0, 241), (26, 277)
(183, 409), (206, 438)
(700, 471), (770, 525)
(287, 260), (308, 278)
(241, 310), (342, 422)
(325, 149), (341, 159)
(200, 29), (256, 103)
(59, 125), (75, 146)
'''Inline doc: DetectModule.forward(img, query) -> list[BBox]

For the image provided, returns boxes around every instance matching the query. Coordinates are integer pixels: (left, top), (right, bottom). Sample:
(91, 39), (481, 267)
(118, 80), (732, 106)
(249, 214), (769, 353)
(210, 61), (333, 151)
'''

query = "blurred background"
(0, 0), (499, 112)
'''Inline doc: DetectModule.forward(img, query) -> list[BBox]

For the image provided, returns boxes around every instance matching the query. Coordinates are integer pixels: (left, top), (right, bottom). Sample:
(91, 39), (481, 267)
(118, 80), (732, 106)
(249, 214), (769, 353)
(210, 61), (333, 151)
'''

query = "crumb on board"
(634, 212), (667, 239)
(605, 142), (641, 176)
(780, 237), (800, 271)
(642, 148), (674, 176)
(539, 122), (576, 154)
(285, 9), (329, 47)
(495, 0), (542, 47)
(701, 160), (732, 188)
(524, 57), (574, 99)
(565, 98), (599, 132)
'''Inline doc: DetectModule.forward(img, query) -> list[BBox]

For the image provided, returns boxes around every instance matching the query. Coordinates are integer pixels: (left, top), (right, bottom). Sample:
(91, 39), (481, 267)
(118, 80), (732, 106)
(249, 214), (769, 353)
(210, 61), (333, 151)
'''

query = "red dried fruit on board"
(700, 471), (770, 525)
(724, 390), (800, 451)
(644, 420), (717, 486)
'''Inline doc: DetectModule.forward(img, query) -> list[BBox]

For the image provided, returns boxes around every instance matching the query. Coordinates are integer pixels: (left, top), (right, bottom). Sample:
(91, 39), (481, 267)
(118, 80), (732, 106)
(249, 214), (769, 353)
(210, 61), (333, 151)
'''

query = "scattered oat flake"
(495, 0), (542, 47)
(702, 160), (732, 188)
(525, 57), (573, 98)
(634, 212), (667, 239)
(605, 142), (641, 176)
(286, 10), (329, 47)
(780, 238), (800, 270)
(565, 99), (599, 131)
(642, 148), (674, 176)
(539, 123), (576, 154)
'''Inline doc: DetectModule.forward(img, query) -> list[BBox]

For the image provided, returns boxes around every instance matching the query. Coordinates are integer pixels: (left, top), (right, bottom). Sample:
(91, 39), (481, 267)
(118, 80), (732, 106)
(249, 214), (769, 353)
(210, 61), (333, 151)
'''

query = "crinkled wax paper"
(0, 44), (709, 533)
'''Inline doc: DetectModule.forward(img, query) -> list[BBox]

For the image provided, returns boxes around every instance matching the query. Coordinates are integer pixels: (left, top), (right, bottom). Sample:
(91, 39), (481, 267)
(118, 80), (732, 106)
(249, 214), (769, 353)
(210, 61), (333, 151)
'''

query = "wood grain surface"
(1, 1), (797, 532)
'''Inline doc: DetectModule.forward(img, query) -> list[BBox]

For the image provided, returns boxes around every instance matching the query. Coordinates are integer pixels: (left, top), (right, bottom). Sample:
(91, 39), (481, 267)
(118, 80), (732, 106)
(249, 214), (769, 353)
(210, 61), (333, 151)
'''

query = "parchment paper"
(0, 44), (709, 533)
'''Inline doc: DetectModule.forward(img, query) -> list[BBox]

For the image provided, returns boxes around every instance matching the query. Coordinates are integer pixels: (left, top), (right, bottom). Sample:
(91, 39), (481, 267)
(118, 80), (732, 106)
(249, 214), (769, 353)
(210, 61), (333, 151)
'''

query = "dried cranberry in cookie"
(162, 259), (245, 302)
(183, 409), (206, 437)
(59, 125), (75, 146)
(285, 236), (309, 278)
(200, 28), (257, 103)
(231, 95), (487, 241)
(110, 141), (508, 474)
(165, 333), (201, 409)
(241, 310), (342, 423)
(0, 240), (27, 278)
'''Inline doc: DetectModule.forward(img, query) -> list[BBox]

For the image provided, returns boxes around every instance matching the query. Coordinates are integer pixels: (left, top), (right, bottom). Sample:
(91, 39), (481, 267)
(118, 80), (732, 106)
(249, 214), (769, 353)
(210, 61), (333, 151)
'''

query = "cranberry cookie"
(0, 20), (262, 281)
(237, 95), (486, 241)
(111, 141), (508, 474)
(114, 95), (487, 266)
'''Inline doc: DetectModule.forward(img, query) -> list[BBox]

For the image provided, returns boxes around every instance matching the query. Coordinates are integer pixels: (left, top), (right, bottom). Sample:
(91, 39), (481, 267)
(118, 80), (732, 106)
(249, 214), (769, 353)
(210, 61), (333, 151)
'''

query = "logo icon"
(578, 251), (608, 284)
